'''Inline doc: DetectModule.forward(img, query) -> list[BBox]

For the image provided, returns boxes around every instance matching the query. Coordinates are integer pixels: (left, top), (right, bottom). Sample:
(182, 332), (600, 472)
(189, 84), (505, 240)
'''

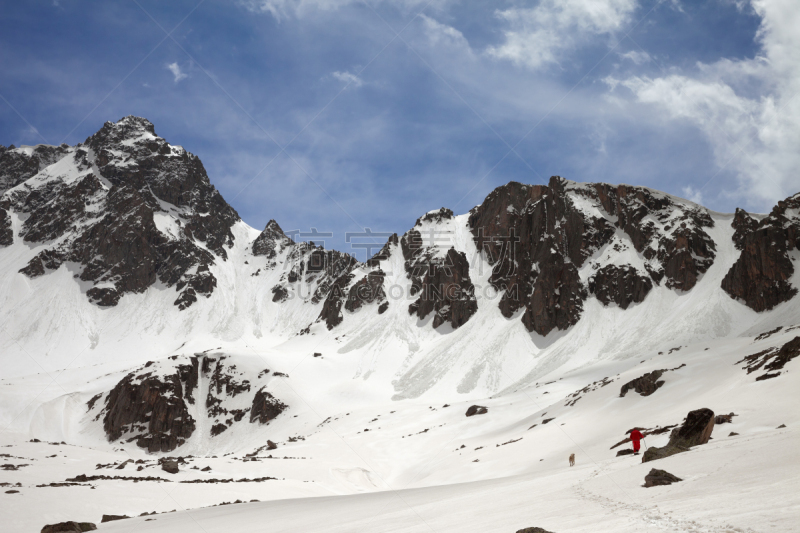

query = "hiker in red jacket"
(630, 428), (644, 454)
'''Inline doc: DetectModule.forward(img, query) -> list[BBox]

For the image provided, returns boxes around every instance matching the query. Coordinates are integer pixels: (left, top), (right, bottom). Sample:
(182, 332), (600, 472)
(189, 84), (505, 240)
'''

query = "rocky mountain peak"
(2, 116), (240, 309)
(253, 219), (294, 259)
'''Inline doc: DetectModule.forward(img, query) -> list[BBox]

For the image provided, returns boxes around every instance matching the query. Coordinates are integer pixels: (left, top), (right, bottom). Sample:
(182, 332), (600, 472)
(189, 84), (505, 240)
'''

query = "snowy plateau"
(0, 116), (798, 533)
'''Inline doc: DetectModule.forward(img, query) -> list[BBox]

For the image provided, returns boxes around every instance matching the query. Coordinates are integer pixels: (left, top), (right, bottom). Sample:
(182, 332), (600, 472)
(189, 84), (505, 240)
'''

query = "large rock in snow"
(40, 522), (96, 533)
(643, 408), (715, 463)
(644, 468), (682, 487)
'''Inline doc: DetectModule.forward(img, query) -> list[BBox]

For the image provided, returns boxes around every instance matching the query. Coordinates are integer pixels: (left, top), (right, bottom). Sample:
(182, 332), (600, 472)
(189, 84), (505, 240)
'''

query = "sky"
(1, 0), (798, 258)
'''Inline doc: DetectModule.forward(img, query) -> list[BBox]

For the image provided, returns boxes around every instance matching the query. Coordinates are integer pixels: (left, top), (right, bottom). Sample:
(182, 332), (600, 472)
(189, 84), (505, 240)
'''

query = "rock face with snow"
(736, 335), (800, 381)
(6, 117), (239, 309)
(468, 176), (717, 335)
(252, 219), (294, 260)
(721, 193), (800, 311)
(98, 358), (199, 453)
(90, 354), (287, 452)
(250, 388), (287, 424)
(402, 217), (478, 330)
(0, 143), (70, 194)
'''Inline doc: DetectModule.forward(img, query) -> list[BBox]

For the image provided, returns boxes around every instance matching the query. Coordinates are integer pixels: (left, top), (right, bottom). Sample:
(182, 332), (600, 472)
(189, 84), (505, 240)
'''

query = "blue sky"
(1, 0), (798, 258)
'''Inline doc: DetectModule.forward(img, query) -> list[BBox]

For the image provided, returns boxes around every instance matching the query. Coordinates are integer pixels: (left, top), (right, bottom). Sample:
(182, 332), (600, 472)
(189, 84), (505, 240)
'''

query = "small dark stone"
(644, 468), (682, 487)
(714, 413), (735, 424)
(465, 405), (488, 417)
(616, 449), (635, 457)
(777, 424), (786, 429)
(161, 460), (179, 474)
(516, 528), (555, 533)
(100, 515), (129, 523)
(729, 432), (739, 436)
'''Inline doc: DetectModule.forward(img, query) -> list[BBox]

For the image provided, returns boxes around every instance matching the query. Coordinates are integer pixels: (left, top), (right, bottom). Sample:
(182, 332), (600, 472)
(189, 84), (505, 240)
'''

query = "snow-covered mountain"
(1, 117), (799, 532)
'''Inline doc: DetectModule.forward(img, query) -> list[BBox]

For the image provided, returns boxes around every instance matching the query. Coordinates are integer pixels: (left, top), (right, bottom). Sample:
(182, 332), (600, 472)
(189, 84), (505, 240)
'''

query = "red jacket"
(630, 429), (643, 441)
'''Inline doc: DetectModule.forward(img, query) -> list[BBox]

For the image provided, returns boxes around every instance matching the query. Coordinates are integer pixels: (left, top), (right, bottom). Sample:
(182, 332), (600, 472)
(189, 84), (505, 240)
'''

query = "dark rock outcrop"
(469, 178), (607, 336)
(589, 264), (652, 309)
(97, 359), (199, 453)
(465, 405), (488, 417)
(619, 370), (666, 397)
(250, 388), (287, 424)
(406, 247), (478, 329)
(736, 336), (800, 381)
(616, 449), (635, 456)
(722, 193), (800, 311)
(731, 208), (759, 250)
(643, 408), (714, 463)
(644, 468), (682, 488)
(40, 522), (96, 533)
(469, 177), (715, 335)
(620, 364), (685, 397)
(0, 200), (11, 246)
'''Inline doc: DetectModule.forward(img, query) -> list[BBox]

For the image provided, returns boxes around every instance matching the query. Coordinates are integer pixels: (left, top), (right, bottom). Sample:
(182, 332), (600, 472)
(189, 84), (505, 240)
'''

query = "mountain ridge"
(1, 116), (798, 389)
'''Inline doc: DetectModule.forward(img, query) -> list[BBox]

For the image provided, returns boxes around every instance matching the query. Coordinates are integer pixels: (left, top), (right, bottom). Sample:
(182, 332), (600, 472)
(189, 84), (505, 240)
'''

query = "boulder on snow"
(516, 528), (555, 533)
(643, 408), (714, 463)
(616, 449), (635, 457)
(100, 515), (129, 523)
(267, 440), (278, 450)
(161, 459), (179, 474)
(465, 405), (488, 417)
(41, 522), (96, 533)
(644, 468), (682, 488)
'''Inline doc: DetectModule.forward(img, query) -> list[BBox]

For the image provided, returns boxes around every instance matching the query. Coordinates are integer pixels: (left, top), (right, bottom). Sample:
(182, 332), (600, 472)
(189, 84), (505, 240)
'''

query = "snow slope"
(1, 325), (798, 532)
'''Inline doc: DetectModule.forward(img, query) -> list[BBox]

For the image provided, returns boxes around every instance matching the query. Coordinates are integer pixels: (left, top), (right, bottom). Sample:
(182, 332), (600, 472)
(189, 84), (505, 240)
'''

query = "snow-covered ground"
(1, 324), (798, 532)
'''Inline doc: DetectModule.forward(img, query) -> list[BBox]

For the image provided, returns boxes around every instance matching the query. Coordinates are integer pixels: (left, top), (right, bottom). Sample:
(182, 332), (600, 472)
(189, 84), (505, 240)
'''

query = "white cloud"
(487, 0), (638, 70)
(419, 14), (469, 48)
(331, 71), (363, 87)
(610, 0), (800, 208)
(167, 62), (187, 83)
(620, 49), (650, 64)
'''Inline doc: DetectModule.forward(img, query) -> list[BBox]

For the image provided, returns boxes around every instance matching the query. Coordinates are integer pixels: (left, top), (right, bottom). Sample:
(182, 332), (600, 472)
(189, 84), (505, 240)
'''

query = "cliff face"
(721, 193), (800, 311)
(466, 177), (717, 335)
